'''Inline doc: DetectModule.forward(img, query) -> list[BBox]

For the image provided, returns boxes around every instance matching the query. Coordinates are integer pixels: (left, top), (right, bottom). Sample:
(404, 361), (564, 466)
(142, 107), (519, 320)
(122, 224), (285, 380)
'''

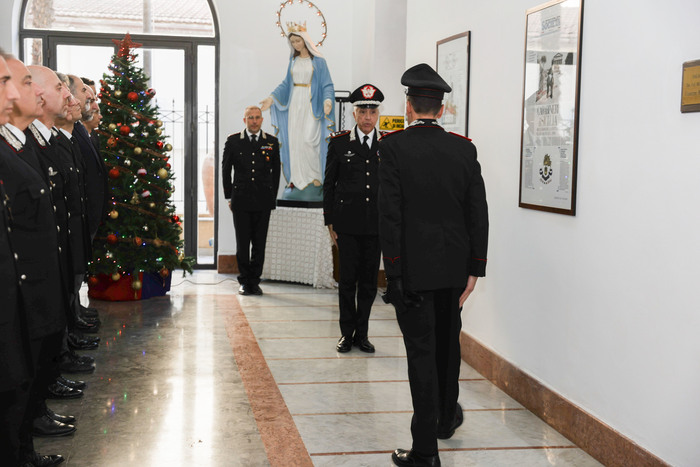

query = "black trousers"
(16, 331), (64, 461)
(232, 209), (271, 287)
(336, 233), (381, 338)
(395, 287), (463, 456)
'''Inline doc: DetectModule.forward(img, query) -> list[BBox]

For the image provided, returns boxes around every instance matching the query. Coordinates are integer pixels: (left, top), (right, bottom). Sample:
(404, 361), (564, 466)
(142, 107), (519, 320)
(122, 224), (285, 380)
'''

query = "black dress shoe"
(392, 448), (440, 467)
(80, 305), (100, 318)
(58, 352), (95, 374)
(69, 330), (100, 344)
(47, 381), (83, 399)
(46, 406), (76, 424)
(74, 317), (99, 333)
(79, 315), (101, 325)
(67, 332), (99, 350)
(66, 349), (95, 365)
(437, 403), (463, 439)
(23, 451), (65, 466)
(32, 414), (76, 437)
(238, 285), (251, 295)
(353, 337), (376, 353)
(57, 375), (87, 390)
(336, 335), (352, 353)
(250, 284), (263, 295)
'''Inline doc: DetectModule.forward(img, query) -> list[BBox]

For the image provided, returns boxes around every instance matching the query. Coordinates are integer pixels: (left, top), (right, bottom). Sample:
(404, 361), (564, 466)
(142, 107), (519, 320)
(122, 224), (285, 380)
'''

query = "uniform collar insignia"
(408, 119), (439, 127)
(48, 167), (58, 177)
(0, 125), (23, 152)
(28, 123), (49, 147)
(349, 125), (357, 142)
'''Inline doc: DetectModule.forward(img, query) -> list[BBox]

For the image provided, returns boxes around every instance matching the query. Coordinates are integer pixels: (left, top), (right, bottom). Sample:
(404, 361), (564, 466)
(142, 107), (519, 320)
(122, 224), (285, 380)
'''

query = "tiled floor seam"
(221, 294), (313, 467)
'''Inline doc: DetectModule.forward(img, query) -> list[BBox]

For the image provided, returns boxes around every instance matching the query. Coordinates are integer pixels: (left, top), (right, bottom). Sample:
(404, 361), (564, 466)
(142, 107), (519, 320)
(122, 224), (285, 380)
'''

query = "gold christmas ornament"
(157, 168), (168, 178)
(164, 143), (173, 152)
(133, 147), (143, 155)
(108, 123), (117, 131)
(109, 210), (119, 219)
(114, 90), (122, 98)
(155, 120), (163, 128)
(111, 272), (121, 281)
(148, 202), (156, 209)
(130, 192), (139, 204)
(132, 279), (142, 290)
(155, 128), (163, 135)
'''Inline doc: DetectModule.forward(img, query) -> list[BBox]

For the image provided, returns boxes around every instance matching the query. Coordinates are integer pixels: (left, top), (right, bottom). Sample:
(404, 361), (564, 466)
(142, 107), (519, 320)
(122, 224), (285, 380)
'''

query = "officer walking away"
(222, 105), (281, 295)
(378, 63), (489, 467)
(324, 84), (384, 353)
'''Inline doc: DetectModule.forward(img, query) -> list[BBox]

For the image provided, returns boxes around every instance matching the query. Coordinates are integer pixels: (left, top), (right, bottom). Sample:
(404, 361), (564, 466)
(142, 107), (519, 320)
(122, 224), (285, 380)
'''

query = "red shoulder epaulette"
(330, 130), (351, 139)
(379, 129), (404, 141)
(448, 131), (472, 141)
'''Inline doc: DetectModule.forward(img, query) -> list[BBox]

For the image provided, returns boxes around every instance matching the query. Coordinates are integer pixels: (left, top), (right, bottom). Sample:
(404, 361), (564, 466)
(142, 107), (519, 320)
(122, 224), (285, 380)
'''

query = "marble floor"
(36, 271), (603, 466)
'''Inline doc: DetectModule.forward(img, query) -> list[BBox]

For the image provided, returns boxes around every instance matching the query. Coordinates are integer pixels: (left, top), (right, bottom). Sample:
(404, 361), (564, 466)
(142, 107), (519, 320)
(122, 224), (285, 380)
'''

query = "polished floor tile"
(36, 273), (601, 466)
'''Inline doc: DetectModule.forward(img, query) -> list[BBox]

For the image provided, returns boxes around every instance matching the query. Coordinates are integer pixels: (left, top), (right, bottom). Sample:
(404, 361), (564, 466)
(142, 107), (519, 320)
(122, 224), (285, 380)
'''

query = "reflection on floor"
(36, 272), (602, 466)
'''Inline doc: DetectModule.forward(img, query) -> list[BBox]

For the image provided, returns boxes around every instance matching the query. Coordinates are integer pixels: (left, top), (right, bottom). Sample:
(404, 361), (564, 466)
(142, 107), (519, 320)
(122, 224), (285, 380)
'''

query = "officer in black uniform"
(222, 105), (281, 295)
(379, 64), (489, 467)
(0, 54), (68, 467)
(324, 84), (384, 353)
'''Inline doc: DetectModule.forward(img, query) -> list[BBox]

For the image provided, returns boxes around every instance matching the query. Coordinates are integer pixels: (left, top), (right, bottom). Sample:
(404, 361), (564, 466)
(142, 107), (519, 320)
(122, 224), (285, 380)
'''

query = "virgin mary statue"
(260, 22), (335, 202)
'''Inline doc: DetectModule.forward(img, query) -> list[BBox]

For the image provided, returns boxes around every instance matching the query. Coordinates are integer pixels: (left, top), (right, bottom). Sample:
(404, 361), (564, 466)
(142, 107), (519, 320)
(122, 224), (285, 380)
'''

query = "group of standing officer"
(0, 50), (108, 467)
(222, 63), (488, 467)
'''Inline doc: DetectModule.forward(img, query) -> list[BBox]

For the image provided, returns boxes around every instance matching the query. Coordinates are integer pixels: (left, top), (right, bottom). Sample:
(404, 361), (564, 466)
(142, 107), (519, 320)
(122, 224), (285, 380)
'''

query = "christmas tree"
(88, 33), (194, 294)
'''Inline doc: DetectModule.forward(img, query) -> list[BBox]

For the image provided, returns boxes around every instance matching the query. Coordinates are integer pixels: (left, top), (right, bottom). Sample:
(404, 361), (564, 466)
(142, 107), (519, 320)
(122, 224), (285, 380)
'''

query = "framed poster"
(681, 59), (700, 113)
(519, 0), (584, 216)
(436, 31), (470, 136)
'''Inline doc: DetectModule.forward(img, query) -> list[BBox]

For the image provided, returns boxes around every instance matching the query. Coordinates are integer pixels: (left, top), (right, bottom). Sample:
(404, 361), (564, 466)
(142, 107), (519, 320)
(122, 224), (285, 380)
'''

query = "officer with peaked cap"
(378, 64), (489, 467)
(324, 83), (385, 353)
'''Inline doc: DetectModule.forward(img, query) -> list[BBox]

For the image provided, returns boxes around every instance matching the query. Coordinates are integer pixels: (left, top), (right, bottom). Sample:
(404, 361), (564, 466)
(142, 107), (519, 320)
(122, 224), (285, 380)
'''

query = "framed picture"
(436, 31), (470, 136)
(518, 0), (584, 216)
(681, 59), (700, 113)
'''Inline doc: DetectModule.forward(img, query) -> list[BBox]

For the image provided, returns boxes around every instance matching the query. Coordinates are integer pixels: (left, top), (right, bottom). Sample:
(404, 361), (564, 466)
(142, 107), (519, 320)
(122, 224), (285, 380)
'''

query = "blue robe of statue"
(270, 55), (335, 186)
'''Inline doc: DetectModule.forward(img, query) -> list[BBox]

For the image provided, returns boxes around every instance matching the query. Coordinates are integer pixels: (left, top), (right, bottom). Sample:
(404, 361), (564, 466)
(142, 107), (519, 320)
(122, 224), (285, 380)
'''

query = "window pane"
(23, 38), (43, 66)
(197, 45), (215, 265)
(56, 45), (114, 84)
(24, 0), (215, 37)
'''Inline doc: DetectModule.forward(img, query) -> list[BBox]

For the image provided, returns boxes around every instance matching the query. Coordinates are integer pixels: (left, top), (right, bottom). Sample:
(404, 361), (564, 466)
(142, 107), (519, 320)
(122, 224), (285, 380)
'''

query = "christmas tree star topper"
(112, 33), (143, 58)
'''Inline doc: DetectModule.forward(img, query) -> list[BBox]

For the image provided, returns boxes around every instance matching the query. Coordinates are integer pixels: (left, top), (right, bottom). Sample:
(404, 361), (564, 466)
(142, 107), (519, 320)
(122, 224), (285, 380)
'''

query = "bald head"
(6, 57), (43, 129)
(28, 65), (71, 126)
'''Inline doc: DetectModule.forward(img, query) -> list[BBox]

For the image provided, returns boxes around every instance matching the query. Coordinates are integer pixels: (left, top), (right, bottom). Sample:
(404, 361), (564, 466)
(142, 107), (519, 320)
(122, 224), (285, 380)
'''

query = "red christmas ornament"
(108, 168), (120, 179)
(156, 141), (164, 150)
(107, 137), (118, 148)
(137, 168), (147, 177)
(119, 125), (131, 136)
(87, 276), (99, 287)
(127, 92), (138, 102)
(172, 215), (180, 223)
(133, 237), (142, 246)
(107, 234), (118, 245)
(148, 88), (156, 97)
(165, 163), (171, 170)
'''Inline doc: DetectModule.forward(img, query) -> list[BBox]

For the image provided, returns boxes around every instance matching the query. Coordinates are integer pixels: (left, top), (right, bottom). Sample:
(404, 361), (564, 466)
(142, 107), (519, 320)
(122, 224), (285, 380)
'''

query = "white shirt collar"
(247, 130), (261, 140)
(32, 119), (53, 143)
(4, 123), (27, 145)
(357, 127), (375, 143)
(59, 128), (72, 139)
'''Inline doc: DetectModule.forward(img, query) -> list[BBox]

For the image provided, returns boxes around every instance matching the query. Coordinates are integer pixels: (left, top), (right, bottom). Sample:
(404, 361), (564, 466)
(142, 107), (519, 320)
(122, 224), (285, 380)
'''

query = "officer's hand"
(459, 275), (478, 307)
(383, 277), (415, 315)
(327, 225), (338, 248)
(228, 200), (232, 212)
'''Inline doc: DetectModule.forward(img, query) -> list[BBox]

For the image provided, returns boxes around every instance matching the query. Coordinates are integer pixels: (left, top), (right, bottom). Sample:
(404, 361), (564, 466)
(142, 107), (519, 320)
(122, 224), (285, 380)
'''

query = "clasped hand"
(382, 277), (422, 314)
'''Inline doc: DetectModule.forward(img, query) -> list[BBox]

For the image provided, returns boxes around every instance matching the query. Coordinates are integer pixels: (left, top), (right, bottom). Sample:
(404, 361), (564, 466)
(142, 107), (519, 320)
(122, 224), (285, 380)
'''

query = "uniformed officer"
(0, 53), (68, 467)
(323, 84), (384, 353)
(222, 105), (281, 295)
(379, 63), (489, 467)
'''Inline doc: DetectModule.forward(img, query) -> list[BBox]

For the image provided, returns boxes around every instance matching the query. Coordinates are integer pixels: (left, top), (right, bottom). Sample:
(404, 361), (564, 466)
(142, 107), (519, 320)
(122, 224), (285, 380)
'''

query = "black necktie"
(363, 135), (369, 148)
(251, 134), (257, 144)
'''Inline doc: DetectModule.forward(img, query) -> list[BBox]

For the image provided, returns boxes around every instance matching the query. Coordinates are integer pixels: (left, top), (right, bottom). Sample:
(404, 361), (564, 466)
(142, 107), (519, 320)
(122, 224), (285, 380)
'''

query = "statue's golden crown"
(286, 21), (307, 33)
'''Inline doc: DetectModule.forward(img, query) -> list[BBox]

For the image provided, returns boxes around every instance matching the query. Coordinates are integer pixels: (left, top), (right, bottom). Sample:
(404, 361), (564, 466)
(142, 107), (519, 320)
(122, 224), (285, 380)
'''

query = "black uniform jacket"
(0, 127), (66, 340)
(378, 120), (489, 291)
(25, 123), (74, 281)
(74, 121), (109, 236)
(222, 130), (281, 212)
(323, 126), (381, 235)
(54, 128), (91, 271)
(0, 178), (31, 390)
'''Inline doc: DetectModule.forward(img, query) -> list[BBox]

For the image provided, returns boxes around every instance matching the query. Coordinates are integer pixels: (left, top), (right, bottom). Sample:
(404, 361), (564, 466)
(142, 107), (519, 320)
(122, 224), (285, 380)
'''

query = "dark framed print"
(436, 31), (471, 136)
(519, 0), (584, 216)
(681, 59), (700, 113)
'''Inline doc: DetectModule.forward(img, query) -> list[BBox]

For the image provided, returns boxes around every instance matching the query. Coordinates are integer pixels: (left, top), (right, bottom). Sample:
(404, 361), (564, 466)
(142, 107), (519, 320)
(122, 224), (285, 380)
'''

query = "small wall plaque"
(681, 60), (700, 113)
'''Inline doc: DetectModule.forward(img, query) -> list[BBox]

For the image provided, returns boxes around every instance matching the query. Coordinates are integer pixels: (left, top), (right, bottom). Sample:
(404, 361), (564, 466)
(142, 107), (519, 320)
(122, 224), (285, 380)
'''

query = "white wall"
(406, 1), (700, 466)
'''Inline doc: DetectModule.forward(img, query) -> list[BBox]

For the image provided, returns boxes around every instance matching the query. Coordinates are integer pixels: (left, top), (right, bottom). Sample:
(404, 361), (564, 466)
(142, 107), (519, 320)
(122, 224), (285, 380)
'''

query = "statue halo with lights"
(276, 0), (327, 47)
